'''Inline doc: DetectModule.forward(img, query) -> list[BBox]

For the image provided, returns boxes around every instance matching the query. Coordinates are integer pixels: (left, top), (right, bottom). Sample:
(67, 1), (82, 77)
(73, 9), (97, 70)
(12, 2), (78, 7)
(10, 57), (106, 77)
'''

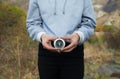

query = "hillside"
(93, 0), (120, 27)
(7, 0), (29, 11)
(7, 0), (120, 26)
(0, 0), (120, 79)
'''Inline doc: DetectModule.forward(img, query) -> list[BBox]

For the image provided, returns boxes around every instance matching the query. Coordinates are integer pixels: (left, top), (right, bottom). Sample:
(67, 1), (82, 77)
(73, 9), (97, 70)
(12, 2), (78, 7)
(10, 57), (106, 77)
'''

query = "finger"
(43, 42), (57, 51)
(61, 43), (74, 51)
(63, 46), (77, 52)
(57, 49), (61, 53)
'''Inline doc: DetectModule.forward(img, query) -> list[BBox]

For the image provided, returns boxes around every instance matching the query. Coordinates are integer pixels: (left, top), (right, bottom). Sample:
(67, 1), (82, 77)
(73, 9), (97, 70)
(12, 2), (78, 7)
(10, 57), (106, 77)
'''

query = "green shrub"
(95, 25), (104, 32)
(104, 28), (120, 51)
(88, 34), (98, 44)
(95, 25), (114, 32)
(102, 25), (114, 32)
(0, 0), (7, 3)
(0, 3), (26, 27)
(0, 3), (38, 79)
(88, 33), (105, 45)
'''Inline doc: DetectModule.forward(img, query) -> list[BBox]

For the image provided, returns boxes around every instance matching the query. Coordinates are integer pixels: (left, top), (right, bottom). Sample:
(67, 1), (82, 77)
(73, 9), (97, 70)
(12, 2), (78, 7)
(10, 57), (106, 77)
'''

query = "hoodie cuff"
(74, 31), (85, 44)
(37, 32), (46, 42)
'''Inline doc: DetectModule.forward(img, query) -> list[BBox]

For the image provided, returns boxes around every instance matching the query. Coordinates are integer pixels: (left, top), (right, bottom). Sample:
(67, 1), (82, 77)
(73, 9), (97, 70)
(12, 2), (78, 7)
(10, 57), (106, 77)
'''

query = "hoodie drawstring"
(63, 0), (67, 14)
(54, 0), (67, 15)
(54, 0), (57, 15)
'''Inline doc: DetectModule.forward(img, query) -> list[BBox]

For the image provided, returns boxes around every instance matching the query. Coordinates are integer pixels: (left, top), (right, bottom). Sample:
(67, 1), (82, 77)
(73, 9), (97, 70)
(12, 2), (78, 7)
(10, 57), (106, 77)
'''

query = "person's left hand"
(61, 33), (80, 52)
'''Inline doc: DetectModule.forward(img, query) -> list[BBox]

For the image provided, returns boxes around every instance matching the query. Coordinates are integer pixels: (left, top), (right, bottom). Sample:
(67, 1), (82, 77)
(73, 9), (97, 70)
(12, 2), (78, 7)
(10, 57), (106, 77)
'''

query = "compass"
(54, 38), (65, 49)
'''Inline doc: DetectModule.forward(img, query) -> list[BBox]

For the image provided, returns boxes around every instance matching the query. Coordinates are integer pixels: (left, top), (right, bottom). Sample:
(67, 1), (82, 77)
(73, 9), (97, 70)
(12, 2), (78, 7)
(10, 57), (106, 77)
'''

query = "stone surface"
(98, 65), (120, 78)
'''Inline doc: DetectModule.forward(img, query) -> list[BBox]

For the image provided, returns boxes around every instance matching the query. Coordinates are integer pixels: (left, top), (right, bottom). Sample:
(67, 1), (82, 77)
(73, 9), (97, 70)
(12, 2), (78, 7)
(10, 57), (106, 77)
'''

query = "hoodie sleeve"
(26, 0), (46, 42)
(74, 0), (96, 44)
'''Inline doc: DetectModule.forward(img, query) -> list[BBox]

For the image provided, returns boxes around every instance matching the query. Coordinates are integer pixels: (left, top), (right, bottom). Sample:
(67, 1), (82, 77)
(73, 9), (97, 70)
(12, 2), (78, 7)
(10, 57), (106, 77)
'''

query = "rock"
(98, 65), (120, 78)
(111, 73), (120, 78)
(103, 0), (117, 12)
(110, 78), (120, 79)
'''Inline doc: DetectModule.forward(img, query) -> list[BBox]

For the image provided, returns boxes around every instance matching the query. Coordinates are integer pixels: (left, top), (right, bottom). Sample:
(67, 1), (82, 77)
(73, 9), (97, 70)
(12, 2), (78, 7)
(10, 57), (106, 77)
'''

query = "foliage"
(95, 25), (113, 32)
(0, 3), (38, 79)
(118, 11), (120, 16)
(88, 33), (105, 46)
(0, 2), (120, 79)
(89, 25), (120, 51)
(0, 3), (26, 27)
(84, 43), (114, 79)
(0, 0), (7, 3)
(104, 28), (120, 51)
(95, 25), (103, 32)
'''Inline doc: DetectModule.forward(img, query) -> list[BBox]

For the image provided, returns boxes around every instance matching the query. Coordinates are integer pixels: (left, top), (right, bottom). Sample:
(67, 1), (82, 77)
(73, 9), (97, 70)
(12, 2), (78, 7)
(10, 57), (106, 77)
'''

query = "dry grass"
(84, 42), (120, 79)
(0, 38), (118, 79)
(84, 42), (113, 64)
(0, 2), (120, 79)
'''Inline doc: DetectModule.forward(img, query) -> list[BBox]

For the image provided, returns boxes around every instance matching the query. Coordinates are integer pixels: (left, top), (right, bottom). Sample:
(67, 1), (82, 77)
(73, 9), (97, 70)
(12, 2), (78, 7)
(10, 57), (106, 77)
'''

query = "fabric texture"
(26, 0), (96, 44)
(38, 43), (84, 79)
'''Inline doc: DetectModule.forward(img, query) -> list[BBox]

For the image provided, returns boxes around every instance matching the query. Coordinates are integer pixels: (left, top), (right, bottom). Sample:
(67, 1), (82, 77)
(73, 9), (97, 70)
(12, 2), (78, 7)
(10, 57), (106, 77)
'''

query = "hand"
(41, 34), (58, 52)
(61, 33), (80, 52)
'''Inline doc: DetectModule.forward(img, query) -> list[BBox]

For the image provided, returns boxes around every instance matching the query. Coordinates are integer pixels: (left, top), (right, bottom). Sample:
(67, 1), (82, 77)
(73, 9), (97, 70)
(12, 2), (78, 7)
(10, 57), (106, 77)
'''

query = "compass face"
(54, 39), (65, 49)
(56, 40), (63, 48)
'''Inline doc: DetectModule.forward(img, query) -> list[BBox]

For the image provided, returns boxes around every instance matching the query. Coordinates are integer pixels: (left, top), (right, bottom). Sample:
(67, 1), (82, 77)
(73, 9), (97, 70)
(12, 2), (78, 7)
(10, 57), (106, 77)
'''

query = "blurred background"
(0, 0), (120, 79)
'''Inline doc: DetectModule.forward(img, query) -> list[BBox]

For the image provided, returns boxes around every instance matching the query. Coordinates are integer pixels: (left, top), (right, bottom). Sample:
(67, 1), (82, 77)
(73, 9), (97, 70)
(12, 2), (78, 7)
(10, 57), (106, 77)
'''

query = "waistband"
(38, 41), (84, 58)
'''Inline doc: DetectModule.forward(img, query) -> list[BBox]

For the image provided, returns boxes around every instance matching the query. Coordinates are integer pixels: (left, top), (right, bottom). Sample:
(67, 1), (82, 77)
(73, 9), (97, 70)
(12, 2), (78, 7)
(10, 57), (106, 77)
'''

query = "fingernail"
(61, 49), (64, 51)
(57, 50), (61, 53)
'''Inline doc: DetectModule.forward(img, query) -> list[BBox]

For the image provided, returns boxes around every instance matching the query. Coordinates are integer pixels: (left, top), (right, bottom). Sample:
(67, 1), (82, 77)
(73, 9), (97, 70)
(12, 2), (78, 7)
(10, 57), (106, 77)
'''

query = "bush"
(104, 28), (120, 51)
(0, 0), (7, 3)
(95, 25), (103, 32)
(0, 3), (38, 79)
(95, 25), (113, 32)
(0, 3), (26, 27)
(88, 32), (105, 45)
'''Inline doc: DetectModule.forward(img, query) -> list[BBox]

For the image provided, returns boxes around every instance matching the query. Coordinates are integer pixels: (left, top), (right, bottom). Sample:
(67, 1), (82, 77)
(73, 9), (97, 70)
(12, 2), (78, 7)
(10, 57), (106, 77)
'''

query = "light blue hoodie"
(26, 0), (96, 44)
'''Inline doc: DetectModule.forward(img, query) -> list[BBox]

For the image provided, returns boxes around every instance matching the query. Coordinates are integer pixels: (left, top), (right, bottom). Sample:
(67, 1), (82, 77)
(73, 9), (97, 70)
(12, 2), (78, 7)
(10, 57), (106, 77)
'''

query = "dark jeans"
(38, 43), (84, 79)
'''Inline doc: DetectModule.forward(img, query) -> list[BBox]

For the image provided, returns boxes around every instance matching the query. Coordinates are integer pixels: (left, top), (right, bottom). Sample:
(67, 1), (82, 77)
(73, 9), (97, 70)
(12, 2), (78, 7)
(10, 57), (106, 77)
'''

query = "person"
(26, 0), (96, 79)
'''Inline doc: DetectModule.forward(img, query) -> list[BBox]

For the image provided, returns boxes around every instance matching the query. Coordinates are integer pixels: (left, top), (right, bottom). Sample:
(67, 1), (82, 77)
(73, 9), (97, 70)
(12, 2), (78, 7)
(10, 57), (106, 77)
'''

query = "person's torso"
(37, 0), (84, 37)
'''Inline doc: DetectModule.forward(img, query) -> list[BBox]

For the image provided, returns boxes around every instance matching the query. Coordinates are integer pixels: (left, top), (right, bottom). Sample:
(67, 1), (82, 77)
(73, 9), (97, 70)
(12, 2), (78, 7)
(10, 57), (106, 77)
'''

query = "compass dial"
(54, 38), (65, 49)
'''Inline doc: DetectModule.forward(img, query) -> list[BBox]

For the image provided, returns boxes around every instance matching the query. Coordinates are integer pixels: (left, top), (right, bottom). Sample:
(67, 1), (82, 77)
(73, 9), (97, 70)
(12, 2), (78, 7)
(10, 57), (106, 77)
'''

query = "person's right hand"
(41, 34), (58, 52)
